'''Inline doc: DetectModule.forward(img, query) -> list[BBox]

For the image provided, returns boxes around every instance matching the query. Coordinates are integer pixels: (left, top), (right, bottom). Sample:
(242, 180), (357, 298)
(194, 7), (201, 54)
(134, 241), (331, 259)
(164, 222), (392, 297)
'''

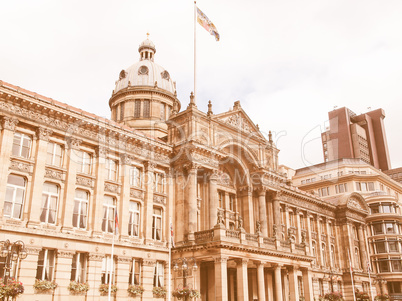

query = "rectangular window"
(391, 258), (402, 272)
(154, 173), (165, 193)
(319, 187), (329, 197)
(229, 194), (235, 211)
(128, 201), (140, 237)
(370, 204), (380, 214)
(12, 132), (32, 158)
(46, 142), (63, 166)
(75, 150), (92, 174)
(218, 191), (224, 208)
(389, 240), (399, 253)
(382, 203), (392, 213)
(373, 223), (384, 235)
(73, 189), (89, 229)
(129, 259), (141, 285)
(143, 100), (150, 118)
(160, 103), (165, 120)
(0, 257), (19, 279)
(134, 100), (141, 118)
(71, 252), (87, 282)
(368, 182), (375, 191)
(130, 167), (142, 187)
(153, 262), (164, 287)
(379, 260), (390, 272)
(4, 174), (26, 219)
(152, 207), (162, 241)
(102, 196), (116, 233)
(101, 255), (115, 284)
(375, 240), (386, 253)
(106, 159), (118, 181)
(335, 183), (348, 194)
(40, 183), (59, 224)
(120, 102), (125, 121)
(36, 249), (55, 281)
(385, 222), (395, 234)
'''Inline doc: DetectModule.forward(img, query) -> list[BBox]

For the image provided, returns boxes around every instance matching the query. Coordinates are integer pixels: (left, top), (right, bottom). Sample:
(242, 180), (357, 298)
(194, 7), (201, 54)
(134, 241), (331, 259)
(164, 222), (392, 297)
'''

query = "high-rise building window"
(36, 249), (55, 281)
(4, 174), (26, 219)
(130, 167), (142, 187)
(73, 189), (89, 229)
(12, 132), (32, 158)
(129, 258), (141, 285)
(40, 183), (59, 224)
(152, 207), (162, 241)
(101, 255), (115, 284)
(102, 196), (116, 233)
(106, 159), (118, 181)
(153, 261), (164, 287)
(46, 142), (63, 167)
(71, 252), (87, 283)
(128, 201), (140, 237)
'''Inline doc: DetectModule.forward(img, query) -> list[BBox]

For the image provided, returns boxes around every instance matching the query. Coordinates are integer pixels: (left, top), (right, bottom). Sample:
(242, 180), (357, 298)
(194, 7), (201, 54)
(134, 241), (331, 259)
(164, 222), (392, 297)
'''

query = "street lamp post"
(173, 257), (198, 301)
(0, 240), (28, 300)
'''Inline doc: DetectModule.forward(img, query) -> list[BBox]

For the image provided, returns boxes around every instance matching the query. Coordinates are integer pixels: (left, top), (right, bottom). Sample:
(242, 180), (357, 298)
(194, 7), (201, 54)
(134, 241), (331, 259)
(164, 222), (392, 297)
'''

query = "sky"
(1, 0), (402, 170)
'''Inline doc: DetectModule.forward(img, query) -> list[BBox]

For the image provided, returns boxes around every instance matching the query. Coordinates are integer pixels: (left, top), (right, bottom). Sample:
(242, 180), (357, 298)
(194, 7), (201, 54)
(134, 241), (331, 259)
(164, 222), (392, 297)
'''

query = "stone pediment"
(213, 102), (265, 139)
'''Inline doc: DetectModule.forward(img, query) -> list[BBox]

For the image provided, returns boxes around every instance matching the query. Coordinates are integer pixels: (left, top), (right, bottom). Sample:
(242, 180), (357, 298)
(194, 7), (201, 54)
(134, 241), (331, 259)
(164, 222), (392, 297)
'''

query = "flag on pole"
(196, 6), (220, 41)
(170, 222), (175, 248)
(115, 210), (119, 235)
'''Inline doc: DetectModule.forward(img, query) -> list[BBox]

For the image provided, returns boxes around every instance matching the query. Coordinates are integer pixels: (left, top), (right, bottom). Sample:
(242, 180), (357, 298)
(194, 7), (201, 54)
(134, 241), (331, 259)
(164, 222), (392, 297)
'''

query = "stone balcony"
(193, 227), (309, 256)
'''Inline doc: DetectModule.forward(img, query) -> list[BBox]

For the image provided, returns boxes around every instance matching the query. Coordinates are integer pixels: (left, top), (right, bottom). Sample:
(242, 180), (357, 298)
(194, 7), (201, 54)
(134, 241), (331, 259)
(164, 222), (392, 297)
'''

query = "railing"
(263, 237), (275, 245)
(295, 243), (305, 251)
(226, 230), (240, 239)
(370, 191), (387, 197)
(246, 233), (258, 242)
(194, 230), (214, 242)
(280, 240), (291, 248)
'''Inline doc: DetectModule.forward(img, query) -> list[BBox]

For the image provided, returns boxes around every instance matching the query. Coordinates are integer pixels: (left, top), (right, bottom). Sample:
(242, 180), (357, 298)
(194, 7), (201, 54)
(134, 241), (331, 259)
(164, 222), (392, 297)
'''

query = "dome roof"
(114, 38), (176, 95)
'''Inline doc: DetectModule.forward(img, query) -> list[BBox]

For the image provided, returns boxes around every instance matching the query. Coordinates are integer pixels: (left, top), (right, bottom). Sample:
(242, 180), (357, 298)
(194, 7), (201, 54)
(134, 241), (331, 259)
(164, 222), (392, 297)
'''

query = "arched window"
(330, 245), (335, 267)
(355, 247), (361, 269)
(73, 189), (89, 229)
(40, 183), (59, 224)
(312, 241), (317, 264)
(321, 243), (326, 266)
(4, 174), (26, 219)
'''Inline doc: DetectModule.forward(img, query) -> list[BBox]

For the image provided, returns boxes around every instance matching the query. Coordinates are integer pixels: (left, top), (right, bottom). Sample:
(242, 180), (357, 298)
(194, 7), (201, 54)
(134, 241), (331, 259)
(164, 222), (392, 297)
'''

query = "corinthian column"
(209, 170), (218, 228)
(186, 163), (198, 240)
(257, 188), (268, 237)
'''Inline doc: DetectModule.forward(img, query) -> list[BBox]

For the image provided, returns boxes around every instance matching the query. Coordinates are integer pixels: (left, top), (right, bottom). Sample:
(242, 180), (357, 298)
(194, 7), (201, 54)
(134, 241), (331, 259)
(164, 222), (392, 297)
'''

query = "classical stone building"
(294, 158), (402, 299)
(0, 37), (384, 300)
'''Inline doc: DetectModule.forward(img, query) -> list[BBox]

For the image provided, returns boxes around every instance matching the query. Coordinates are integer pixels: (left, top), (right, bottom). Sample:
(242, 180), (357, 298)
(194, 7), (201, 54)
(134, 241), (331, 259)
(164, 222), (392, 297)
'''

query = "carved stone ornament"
(256, 220), (261, 233)
(96, 146), (108, 158)
(142, 259), (157, 266)
(37, 127), (53, 141)
(237, 216), (243, 229)
(76, 175), (93, 187)
(1, 116), (19, 131)
(117, 256), (132, 263)
(153, 194), (166, 205)
(9, 160), (31, 173)
(57, 251), (75, 258)
(45, 168), (63, 181)
(130, 188), (144, 200)
(214, 257), (228, 264)
(273, 224), (278, 238)
(225, 113), (253, 133)
(26, 247), (41, 255)
(89, 253), (104, 261)
(120, 153), (131, 165)
(348, 197), (363, 210)
(144, 161), (157, 171)
(66, 137), (82, 150)
(105, 183), (119, 193)
(217, 210), (225, 225)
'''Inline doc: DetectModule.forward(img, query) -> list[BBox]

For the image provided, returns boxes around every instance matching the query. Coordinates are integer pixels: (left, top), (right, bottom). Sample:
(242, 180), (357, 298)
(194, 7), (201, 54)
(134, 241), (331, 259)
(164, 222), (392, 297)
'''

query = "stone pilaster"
(239, 187), (254, 233)
(27, 127), (53, 226)
(257, 261), (266, 301)
(257, 188), (268, 237)
(60, 138), (81, 230)
(288, 266), (299, 301)
(115, 256), (131, 299)
(358, 224), (368, 272)
(87, 253), (104, 299)
(214, 257), (228, 301)
(119, 154), (131, 237)
(142, 259), (156, 300)
(92, 146), (107, 234)
(186, 163), (198, 240)
(302, 268), (314, 301)
(236, 258), (249, 300)
(274, 264), (283, 301)
(144, 161), (156, 243)
(209, 170), (218, 229)
(19, 247), (41, 297)
(54, 250), (75, 299)
(0, 117), (19, 218)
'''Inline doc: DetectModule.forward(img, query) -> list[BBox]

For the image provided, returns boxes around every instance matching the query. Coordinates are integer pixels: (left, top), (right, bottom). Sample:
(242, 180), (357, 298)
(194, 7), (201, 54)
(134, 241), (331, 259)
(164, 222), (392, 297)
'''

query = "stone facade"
(0, 38), (388, 300)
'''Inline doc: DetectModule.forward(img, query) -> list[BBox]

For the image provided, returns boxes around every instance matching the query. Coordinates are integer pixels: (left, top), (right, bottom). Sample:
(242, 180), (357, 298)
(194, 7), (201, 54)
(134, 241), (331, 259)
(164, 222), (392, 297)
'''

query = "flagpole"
(168, 216), (172, 301)
(108, 230), (114, 301)
(348, 249), (357, 301)
(194, 0), (197, 105)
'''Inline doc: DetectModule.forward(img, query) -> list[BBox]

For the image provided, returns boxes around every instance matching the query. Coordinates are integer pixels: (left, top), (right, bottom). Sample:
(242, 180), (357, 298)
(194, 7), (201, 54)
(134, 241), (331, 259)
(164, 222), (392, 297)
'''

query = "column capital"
(183, 162), (200, 173)
(255, 260), (267, 267)
(57, 250), (75, 259)
(1, 116), (19, 131)
(88, 253), (104, 262)
(120, 153), (131, 165)
(144, 160), (157, 171)
(256, 186), (267, 197)
(36, 127), (53, 141)
(66, 137), (82, 150)
(272, 263), (284, 268)
(214, 256), (229, 264)
(96, 146), (108, 158)
(26, 247), (42, 256)
(235, 258), (249, 266)
(142, 259), (157, 266)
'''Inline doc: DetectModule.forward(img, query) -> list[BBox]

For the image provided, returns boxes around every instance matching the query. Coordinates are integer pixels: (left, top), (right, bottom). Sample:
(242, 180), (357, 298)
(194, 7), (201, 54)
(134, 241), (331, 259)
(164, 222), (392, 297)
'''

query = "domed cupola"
(109, 35), (181, 138)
